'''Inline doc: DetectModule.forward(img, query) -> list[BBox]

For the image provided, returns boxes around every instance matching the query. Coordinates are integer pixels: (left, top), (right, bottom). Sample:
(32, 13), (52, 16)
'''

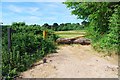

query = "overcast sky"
(1, 2), (83, 25)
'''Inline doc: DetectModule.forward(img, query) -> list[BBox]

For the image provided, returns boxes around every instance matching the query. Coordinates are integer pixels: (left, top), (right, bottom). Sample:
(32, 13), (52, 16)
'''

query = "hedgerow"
(2, 22), (58, 79)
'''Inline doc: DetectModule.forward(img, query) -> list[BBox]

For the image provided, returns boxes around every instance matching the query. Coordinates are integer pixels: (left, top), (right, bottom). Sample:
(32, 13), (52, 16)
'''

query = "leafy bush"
(2, 23), (58, 79)
(64, 2), (120, 55)
(97, 6), (120, 55)
(87, 5), (120, 55)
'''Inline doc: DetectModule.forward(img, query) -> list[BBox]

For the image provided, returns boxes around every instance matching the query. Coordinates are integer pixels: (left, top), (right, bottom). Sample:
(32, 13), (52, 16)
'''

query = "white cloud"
(8, 5), (23, 13)
(65, 15), (77, 19)
(25, 7), (41, 15)
(28, 7), (39, 12)
(3, 15), (41, 24)
(48, 11), (60, 15)
(47, 3), (59, 8)
(29, 16), (40, 20)
(44, 17), (56, 20)
(2, 2), (83, 25)
(6, 5), (42, 16)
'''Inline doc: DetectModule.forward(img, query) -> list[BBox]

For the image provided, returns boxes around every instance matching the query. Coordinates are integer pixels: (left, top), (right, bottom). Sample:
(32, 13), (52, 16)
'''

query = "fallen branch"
(56, 36), (91, 45)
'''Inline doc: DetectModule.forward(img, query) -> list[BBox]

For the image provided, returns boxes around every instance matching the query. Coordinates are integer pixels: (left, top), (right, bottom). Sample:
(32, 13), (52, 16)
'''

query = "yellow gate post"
(43, 30), (47, 39)
(42, 30), (47, 56)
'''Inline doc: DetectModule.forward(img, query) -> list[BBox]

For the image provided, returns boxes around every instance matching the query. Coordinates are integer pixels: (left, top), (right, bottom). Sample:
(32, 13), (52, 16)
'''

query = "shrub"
(2, 23), (58, 79)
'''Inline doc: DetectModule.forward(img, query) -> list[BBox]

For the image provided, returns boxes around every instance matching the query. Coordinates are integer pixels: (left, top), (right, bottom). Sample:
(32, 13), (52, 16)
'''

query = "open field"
(55, 30), (86, 38)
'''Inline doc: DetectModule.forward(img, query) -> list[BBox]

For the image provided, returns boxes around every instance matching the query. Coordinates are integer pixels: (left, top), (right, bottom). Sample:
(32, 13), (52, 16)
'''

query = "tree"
(53, 23), (58, 27)
(52, 23), (59, 30)
(12, 22), (26, 26)
(64, 2), (120, 54)
(42, 23), (50, 29)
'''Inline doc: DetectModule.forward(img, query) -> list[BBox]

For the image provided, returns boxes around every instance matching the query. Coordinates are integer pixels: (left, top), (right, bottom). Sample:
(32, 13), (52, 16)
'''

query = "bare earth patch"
(20, 45), (118, 78)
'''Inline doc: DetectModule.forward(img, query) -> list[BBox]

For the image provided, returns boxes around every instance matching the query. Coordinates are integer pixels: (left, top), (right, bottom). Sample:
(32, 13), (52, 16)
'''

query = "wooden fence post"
(43, 30), (47, 39)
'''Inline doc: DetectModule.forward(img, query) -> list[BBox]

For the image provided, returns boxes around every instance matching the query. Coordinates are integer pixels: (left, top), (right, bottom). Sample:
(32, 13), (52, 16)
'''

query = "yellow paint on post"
(43, 30), (47, 39)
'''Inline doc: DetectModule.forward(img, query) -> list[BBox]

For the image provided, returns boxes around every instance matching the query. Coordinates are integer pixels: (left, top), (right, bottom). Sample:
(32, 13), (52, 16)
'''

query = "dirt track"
(20, 45), (118, 78)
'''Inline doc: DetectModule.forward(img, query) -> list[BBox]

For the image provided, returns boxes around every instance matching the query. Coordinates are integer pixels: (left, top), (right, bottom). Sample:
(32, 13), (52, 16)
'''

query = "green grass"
(55, 30), (86, 38)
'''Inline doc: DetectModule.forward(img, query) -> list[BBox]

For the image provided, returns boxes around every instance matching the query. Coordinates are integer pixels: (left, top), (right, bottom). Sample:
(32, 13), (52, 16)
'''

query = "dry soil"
(20, 45), (118, 78)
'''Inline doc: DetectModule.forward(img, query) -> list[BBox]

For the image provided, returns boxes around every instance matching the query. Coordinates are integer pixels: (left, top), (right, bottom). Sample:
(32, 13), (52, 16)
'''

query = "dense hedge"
(2, 23), (58, 79)
(64, 2), (120, 55)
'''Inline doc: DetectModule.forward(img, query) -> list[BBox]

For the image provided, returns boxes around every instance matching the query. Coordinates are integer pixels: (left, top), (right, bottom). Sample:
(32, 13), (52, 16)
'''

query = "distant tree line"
(8, 22), (88, 31)
(42, 22), (88, 31)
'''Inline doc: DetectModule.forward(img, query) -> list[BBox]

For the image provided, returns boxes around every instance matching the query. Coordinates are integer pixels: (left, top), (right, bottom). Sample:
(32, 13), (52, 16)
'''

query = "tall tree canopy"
(64, 2), (120, 54)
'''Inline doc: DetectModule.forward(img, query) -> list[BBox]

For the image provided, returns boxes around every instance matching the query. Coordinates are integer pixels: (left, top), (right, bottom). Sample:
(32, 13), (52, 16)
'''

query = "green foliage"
(2, 22), (58, 79)
(97, 6), (120, 54)
(64, 2), (120, 54)
(42, 23), (84, 31)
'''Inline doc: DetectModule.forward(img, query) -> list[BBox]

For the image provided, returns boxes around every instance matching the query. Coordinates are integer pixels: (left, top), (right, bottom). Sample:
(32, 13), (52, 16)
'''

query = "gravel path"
(20, 45), (118, 78)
